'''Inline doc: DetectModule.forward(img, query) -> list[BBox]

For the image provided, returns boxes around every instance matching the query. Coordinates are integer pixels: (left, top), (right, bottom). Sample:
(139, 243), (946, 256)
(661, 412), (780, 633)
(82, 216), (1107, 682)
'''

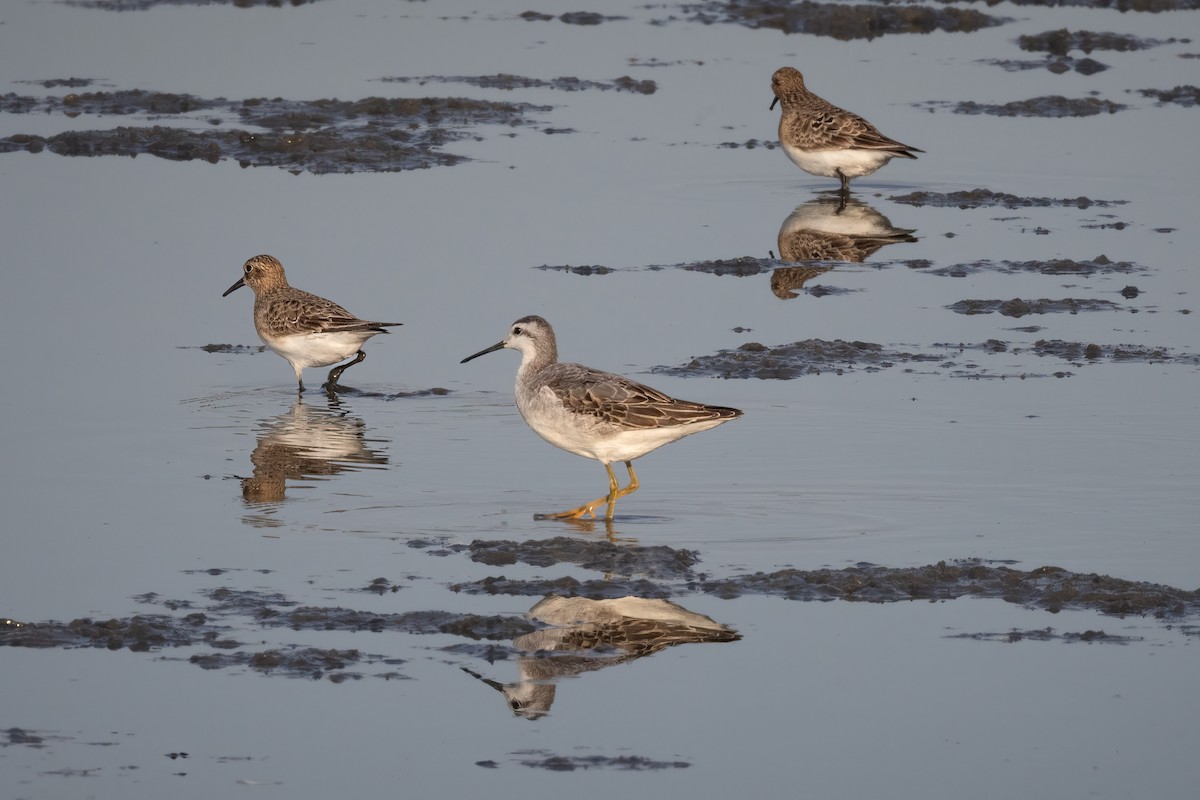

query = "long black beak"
(460, 341), (505, 364)
(222, 277), (246, 297)
(770, 96), (779, 111)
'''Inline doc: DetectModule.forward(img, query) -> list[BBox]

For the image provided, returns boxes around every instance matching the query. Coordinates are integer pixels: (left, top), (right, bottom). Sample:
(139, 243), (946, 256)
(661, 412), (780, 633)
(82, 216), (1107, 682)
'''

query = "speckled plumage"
(223, 254), (400, 392)
(461, 315), (742, 521)
(770, 66), (922, 192)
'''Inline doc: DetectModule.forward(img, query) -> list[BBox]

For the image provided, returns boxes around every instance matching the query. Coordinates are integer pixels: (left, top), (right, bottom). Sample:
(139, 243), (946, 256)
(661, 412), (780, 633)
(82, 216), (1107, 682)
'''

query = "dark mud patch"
(924, 255), (1142, 277)
(380, 74), (656, 95)
(985, 56), (1109, 75)
(467, 537), (699, 579)
(655, 336), (1195, 380)
(1018, 29), (1178, 55)
(919, 95), (1126, 117)
(889, 189), (1125, 209)
(510, 750), (691, 771)
(1135, 85), (1200, 106)
(64, 0), (327, 9)
(16, 78), (99, 89)
(695, 561), (1200, 619)
(0, 612), (234, 651)
(1, 727), (67, 748)
(656, 339), (944, 379)
(535, 263), (617, 275)
(186, 343), (267, 354)
(1026, 339), (1193, 364)
(948, 628), (1141, 644)
(452, 575), (676, 599)
(947, 298), (1123, 316)
(520, 10), (628, 24)
(190, 647), (383, 682)
(949, 0), (1200, 10)
(1, 91), (550, 174)
(674, 0), (1003, 40)
(654, 256), (779, 277)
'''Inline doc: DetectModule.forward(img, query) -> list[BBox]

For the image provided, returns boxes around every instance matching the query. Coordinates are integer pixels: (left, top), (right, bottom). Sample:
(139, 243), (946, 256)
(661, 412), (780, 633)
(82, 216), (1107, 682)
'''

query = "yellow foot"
(533, 462), (640, 523)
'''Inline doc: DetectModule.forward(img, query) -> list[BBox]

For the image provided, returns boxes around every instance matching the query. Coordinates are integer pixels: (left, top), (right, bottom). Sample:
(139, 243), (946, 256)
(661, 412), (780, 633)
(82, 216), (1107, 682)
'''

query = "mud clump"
(1031, 340), (1189, 363)
(656, 339), (940, 379)
(191, 647), (373, 682)
(695, 561), (1200, 619)
(889, 189), (1125, 209)
(662, 256), (778, 277)
(986, 56), (1109, 75)
(957, 0), (1200, 9)
(468, 537), (699, 578)
(519, 10), (628, 25)
(0, 92), (551, 174)
(1019, 29), (1174, 55)
(451, 575), (676, 599)
(536, 264), (616, 275)
(1136, 85), (1200, 106)
(676, 0), (1003, 40)
(380, 74), (656, 94)
(925, 255), (1141, 277)
(513, 751), (691, 771)
(948, 298), (1123, 317)
(922, 95), (1126, 117)
(948, 628), (1141, 644)
(66, 0), (325, 8)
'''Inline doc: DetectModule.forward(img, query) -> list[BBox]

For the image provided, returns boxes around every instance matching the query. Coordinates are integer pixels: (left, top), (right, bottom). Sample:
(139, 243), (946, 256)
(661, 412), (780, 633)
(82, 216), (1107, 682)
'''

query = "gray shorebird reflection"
(222, 254), (401, 394)
(772, 197), (917, 299)
(461, 316), (742, 522)
(770, 66), (923, 195)
(239, 399), (388, 516)
(462, 595), (740, 720)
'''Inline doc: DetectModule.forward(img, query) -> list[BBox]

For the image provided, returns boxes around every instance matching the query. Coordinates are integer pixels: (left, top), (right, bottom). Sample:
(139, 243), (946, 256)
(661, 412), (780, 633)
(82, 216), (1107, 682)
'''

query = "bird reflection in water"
(772, 196), (917, 299)
(238, 397), (388, 524)
(462, 595), (739, 720)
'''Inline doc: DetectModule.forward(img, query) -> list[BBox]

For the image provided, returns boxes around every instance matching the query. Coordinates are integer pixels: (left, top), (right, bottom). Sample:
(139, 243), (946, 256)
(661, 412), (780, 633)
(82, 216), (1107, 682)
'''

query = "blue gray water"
(1, 1), (1197, 798)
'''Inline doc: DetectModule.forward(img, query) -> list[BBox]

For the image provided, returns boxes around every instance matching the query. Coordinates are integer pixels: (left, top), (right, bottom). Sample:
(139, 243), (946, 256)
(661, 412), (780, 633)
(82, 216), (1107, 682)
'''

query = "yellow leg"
(536, 461), (640, 522)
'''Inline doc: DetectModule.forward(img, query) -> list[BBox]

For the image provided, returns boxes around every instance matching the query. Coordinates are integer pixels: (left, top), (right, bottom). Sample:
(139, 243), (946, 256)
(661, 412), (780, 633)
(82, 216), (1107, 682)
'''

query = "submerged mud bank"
(655, 336), (1196, 379)
(4, 545), (1198, 686)
(920, 95), (1126, 116)
(947, 298), (1124, 316)
(0, 90), (551, 174)
(889, 189), (1126, 209)
(380, 74), (657, 94)
(675, 0), (1004, 39)
(923, 255), (1142, 276)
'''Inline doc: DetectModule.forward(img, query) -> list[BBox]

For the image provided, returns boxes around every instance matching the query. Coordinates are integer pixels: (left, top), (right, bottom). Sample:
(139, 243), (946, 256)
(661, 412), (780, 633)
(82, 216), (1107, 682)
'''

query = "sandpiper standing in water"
(461, 316), (742, 522)
(222, 254), (401, 393)
(770, 66), (922, 195)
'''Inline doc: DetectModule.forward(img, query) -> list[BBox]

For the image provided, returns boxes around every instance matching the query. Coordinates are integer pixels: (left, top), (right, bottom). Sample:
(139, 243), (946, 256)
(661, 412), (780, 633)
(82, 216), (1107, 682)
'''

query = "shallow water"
(1, 0), (1198, 797)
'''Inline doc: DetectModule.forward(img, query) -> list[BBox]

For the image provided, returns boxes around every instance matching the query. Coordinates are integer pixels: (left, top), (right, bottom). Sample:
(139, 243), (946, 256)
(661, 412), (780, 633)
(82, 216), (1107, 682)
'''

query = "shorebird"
(771, 66), (923, 194)
(222, 255), (400, 393)
(461, 316), (742, 521)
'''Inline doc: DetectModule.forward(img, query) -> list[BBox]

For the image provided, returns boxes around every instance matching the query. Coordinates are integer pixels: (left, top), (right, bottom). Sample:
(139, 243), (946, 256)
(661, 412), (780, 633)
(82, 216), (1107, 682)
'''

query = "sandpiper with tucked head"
(222, 254), (401, 393)
(461, 316), (742, 522)
(770, 66), (922, 194)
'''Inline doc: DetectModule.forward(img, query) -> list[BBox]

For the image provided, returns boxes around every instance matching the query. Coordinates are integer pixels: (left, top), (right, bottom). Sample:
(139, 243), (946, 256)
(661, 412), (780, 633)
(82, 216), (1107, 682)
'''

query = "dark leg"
(324, 350), (366, 393)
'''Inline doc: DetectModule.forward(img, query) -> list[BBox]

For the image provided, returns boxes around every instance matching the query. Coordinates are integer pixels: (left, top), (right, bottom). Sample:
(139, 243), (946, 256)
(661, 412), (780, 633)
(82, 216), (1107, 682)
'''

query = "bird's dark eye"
(513, 327), (523, 336)
(509, 700), (522, 710)
(244, 264), (253, 274)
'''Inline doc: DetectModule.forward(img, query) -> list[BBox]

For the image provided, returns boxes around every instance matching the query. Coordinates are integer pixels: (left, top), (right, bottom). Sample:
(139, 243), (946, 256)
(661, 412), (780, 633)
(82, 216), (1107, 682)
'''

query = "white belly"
(518, 386), (727, 464)
(263, 331), (371, 369)
(781, 141), (893, 179)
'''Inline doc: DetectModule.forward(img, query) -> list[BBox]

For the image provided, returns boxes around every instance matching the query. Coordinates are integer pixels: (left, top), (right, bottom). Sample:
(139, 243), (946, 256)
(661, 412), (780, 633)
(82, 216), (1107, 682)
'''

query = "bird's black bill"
(222, 277), (246, 297)
(460, 341), (505, 364)
(770, 96), (779, 110)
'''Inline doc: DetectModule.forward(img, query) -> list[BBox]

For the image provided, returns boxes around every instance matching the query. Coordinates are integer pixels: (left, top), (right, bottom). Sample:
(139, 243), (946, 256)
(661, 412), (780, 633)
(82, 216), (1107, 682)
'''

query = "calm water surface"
(1, 1), (1197, 798)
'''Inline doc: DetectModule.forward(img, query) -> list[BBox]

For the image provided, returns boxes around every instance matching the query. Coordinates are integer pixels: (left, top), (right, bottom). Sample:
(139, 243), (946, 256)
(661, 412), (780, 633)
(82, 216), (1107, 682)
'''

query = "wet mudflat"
(1, 0), (1198, 798)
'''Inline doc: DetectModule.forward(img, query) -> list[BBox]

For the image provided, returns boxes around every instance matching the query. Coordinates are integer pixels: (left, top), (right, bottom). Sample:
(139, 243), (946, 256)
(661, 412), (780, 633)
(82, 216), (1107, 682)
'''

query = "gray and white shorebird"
(770, 66), (923, 194)
(222, 255), (401, 393)
(461, 316), (742, 522)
